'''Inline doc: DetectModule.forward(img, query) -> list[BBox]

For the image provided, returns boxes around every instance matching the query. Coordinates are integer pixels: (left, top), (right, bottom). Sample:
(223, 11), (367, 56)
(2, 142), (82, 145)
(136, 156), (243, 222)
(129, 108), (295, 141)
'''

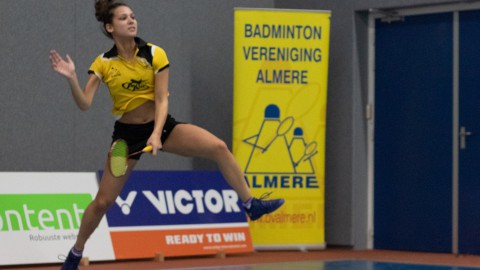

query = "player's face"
(108, 6), (137, 38)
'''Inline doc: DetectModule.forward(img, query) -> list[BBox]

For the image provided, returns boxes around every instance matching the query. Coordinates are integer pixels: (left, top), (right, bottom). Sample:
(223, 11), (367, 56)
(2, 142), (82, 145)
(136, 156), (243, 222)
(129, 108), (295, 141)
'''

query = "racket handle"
(142, 145), (153, 152)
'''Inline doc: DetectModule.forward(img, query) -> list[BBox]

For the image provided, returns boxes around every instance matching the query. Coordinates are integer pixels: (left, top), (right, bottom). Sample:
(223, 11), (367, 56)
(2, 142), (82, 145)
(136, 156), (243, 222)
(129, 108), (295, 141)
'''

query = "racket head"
(305, 141), (317, 155)
(109, 139), (129, 177)
(277, 116), (294, 136)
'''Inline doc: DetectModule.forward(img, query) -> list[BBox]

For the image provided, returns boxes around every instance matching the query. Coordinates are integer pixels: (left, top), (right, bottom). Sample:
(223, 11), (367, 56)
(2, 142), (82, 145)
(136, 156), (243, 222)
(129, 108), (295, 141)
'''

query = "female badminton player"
(49, 1), (284, 269)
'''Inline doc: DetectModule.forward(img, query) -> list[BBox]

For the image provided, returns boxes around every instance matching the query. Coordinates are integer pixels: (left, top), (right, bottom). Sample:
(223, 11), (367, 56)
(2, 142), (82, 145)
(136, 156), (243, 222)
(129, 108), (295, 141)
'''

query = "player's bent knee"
(93, 197), (115, 214)
(211, 139), (230, 158)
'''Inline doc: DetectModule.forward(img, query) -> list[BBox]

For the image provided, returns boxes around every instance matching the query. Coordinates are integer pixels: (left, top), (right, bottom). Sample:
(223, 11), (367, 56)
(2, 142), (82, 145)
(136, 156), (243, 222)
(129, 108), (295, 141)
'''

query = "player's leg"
(162, 123), (284, 220)
(163, 123), (251, 201)
(60, 159), (137, 270)
(76, 159), (137, 249)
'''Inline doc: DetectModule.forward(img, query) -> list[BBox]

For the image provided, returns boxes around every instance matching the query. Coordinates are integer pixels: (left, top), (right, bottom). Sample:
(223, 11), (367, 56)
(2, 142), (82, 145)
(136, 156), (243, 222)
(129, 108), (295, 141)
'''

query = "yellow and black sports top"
(88, 37), (169, 116)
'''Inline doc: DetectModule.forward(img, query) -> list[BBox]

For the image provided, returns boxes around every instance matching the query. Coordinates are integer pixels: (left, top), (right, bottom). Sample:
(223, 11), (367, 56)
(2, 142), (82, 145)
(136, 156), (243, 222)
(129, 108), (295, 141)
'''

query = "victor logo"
(115, 191), (137, 215)
(0, 194), (91, 231)
(115, 189), (241, 216)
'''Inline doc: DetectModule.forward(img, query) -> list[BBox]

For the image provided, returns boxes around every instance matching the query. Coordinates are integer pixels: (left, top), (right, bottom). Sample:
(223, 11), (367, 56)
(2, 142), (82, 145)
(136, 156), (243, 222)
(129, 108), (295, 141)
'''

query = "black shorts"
(111, 114), (182, 160)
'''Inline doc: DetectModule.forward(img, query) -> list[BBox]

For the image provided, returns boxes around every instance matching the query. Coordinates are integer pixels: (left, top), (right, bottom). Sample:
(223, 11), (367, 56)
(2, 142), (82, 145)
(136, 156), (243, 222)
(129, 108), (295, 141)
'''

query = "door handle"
(459, 126), (473, 149)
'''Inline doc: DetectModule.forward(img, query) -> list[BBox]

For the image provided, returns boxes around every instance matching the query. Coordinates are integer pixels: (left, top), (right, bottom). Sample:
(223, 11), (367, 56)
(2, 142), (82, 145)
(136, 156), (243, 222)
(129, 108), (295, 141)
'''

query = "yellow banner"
(233, 8), (330, 248)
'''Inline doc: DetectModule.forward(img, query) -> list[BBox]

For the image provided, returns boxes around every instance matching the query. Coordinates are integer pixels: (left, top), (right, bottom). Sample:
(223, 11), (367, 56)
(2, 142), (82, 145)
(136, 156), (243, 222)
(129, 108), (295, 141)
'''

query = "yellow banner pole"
(233, 8), (331, 249)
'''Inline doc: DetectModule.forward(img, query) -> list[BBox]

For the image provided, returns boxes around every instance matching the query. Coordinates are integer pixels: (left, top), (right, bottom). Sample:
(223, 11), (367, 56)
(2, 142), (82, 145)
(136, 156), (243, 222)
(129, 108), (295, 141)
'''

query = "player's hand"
(147, 135), (163, 156)
(49, 50), (76, 79)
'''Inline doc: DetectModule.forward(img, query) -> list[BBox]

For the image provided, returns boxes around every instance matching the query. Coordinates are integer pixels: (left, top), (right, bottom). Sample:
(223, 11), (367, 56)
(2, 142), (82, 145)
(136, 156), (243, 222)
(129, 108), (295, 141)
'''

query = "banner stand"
(233, 8), (331, 249)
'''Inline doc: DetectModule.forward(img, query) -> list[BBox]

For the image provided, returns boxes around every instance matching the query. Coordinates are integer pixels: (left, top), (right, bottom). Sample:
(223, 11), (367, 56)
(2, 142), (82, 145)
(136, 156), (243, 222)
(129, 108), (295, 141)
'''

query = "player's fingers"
(49, 50), (61, 62)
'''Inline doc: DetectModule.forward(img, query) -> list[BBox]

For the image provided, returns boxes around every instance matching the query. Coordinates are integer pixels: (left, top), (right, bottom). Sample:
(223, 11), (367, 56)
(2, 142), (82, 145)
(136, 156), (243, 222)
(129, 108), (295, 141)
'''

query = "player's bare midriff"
(118, 100), (156, 124)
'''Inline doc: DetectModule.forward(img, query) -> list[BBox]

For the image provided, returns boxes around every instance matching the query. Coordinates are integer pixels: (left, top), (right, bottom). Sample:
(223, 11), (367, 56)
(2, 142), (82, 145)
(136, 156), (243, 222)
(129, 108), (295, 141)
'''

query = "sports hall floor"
(4, 247), (480, 270)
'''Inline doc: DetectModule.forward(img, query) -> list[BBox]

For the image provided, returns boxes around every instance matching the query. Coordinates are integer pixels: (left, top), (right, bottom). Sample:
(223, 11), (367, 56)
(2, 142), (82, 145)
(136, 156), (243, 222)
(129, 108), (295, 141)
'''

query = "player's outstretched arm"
(49, 50), (100, 111)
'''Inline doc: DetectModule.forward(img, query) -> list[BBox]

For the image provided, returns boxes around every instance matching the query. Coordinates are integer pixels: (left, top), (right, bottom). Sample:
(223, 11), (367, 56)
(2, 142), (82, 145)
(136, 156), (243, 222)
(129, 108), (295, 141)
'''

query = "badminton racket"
(108, 139), (153, 177)
(263, 116), (294, 152)
(294, 141), (318, 167)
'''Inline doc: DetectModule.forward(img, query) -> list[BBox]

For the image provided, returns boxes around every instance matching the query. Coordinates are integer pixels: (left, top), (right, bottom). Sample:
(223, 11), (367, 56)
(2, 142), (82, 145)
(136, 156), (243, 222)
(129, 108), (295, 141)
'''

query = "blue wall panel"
(374, 13), (453, 252)
(458, 9), (480, 255)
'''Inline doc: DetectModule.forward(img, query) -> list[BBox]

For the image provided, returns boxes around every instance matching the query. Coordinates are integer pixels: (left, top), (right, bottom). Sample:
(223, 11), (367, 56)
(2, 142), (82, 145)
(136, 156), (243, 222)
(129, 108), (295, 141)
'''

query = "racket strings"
(110, 140), (128, 177)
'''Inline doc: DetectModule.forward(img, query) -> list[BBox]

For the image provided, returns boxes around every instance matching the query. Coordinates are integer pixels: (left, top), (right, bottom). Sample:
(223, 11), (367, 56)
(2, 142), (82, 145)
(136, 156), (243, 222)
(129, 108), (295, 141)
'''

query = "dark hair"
(94, 0), (129, 39)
